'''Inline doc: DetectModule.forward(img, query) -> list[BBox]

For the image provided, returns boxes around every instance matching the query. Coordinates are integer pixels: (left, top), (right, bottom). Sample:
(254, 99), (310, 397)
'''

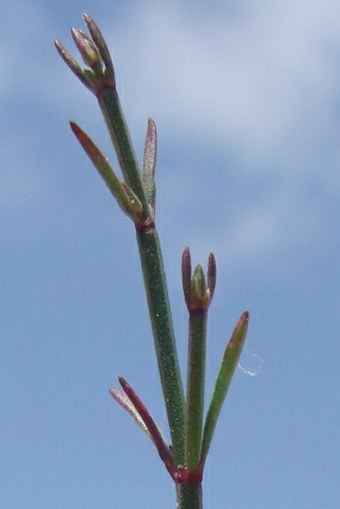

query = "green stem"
(97, 88), (150, 218)
(136, 226), (185, 465)
(97, 78), (185, 465)
(185, 312), (207, 471)
(176, 483), (203, 509)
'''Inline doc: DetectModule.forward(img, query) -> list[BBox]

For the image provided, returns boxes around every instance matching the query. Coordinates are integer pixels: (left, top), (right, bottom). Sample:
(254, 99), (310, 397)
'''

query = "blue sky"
(1, 1), (340, 508)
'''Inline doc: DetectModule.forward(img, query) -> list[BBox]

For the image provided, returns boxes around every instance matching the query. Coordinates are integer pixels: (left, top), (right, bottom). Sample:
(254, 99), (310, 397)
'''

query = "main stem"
(97, 88), (150, 218)
(96, 85), (185, 465)
(136, 226), (185, 465)
(176, 483), (203, 509)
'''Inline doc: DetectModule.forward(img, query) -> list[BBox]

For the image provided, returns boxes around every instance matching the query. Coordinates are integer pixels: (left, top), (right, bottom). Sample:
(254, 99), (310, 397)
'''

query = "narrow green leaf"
(200, 311), (249, 463)
(55, 40), (91, 90)
(142, 118), (157, 208)
(207, 253), (216, 303)
(181, 247), (192, 310)
(70, 121), (143, 221)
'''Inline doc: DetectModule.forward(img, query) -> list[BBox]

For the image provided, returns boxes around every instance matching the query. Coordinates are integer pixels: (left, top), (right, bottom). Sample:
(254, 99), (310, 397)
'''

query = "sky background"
(1, 1), (340, 508)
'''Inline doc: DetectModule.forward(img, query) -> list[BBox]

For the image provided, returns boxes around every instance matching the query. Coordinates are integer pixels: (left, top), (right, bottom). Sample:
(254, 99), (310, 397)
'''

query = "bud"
(71, 28), (102, 72)
(56, 14), (115, 95)
(182, 248), (217, 313)
(190, 264), (208, 311)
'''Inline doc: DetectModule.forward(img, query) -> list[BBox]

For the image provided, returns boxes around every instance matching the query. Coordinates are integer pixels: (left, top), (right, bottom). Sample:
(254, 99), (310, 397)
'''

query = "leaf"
(200, 311), (249, 463)
(109, 387), (151, 438)
(112, 377), (174, 472)
(142, 118), (157, 208)
(70, 121), (143, 221)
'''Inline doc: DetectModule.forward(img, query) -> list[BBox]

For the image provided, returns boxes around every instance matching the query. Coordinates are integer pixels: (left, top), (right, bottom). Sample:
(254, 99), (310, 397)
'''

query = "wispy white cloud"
(102, 1), (340, 262)
(3, 1), (340, 263)
(108, 2), (340, 145)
